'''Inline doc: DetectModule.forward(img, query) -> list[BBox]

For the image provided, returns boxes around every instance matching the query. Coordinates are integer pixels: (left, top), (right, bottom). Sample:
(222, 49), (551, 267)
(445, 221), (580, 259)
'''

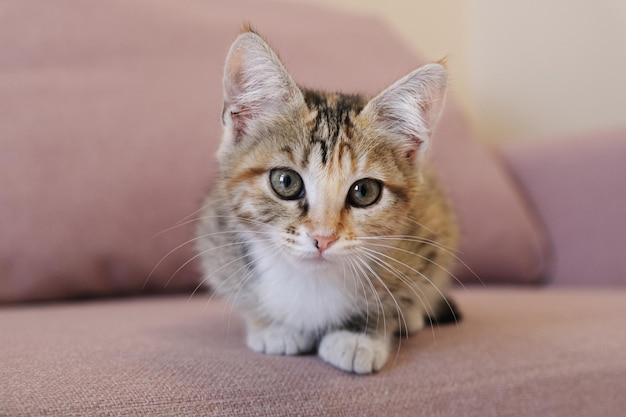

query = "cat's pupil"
(280, 174), (292, 188)
(354, 183), (368, 198)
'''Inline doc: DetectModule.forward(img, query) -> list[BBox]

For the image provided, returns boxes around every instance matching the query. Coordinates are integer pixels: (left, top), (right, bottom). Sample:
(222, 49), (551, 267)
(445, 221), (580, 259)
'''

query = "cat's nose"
(311, 235), (337, 253)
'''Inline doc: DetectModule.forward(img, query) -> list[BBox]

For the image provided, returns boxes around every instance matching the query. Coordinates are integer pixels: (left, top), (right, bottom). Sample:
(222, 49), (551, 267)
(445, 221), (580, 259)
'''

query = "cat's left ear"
(221, 29), (304, 148)
(361, 63), (447, 162)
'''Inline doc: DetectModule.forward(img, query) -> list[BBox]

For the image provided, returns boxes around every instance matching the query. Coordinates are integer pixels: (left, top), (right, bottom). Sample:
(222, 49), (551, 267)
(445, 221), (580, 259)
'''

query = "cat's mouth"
(297, 251), (336, 266)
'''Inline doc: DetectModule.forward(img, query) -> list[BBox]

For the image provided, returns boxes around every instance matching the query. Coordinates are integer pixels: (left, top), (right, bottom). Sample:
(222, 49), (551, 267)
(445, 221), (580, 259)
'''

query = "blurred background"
(288, 0), (626, 143)
(2, 0), (625, 301)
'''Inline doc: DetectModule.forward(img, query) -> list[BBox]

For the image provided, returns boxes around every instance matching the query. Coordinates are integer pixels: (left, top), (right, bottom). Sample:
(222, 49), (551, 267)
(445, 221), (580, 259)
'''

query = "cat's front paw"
(318, 331), (389, 374)
(246, 326), (316, 356)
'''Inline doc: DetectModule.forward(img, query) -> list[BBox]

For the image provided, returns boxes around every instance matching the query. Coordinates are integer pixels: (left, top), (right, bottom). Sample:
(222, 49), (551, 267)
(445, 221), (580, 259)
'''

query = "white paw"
(318, 331), (389, 374)
(246, 326), (315, 356)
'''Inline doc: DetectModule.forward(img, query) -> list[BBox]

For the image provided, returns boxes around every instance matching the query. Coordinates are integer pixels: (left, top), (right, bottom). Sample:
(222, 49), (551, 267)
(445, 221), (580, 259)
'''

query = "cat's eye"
(269, 168), (305, 200)
(347, 178), (382, 208)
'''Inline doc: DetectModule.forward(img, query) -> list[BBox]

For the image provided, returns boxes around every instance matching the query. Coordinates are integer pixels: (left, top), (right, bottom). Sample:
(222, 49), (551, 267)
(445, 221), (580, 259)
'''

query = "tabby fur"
(196, 28), (459, 374)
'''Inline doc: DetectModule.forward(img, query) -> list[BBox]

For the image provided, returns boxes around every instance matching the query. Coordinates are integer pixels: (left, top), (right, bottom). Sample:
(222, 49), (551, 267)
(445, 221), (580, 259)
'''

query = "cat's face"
(216, 29), (446, 267)
(219, 92), (422, 265)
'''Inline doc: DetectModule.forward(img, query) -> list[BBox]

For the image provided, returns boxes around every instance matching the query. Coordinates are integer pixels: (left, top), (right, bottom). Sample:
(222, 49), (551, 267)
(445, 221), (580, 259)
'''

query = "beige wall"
(287, 0), (626, 142)
(470, 0), (626, 142)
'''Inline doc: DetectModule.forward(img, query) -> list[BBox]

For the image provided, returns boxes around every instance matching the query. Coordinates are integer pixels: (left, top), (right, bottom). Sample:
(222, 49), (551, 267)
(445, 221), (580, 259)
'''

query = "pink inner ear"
(403, 137), (425, 160)
(221, 33), (307, 146)
(223, 94), (258, 143)
(229, 109), (249, 143)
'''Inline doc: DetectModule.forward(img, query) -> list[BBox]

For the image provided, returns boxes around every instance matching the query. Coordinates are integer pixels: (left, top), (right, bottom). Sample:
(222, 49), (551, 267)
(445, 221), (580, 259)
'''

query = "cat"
(196, 27), (460, 374)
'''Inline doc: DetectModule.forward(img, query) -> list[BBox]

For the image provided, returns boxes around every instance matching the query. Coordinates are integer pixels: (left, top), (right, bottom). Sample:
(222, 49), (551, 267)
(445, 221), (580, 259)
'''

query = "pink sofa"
(2, 1), (625, 415)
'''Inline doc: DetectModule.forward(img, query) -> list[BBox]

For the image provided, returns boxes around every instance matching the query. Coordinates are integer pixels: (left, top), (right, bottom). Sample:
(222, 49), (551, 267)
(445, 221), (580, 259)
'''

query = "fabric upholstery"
(2, 290), (625, 416)
(0, 0), (547, 303)
(500, 128), (626, 286)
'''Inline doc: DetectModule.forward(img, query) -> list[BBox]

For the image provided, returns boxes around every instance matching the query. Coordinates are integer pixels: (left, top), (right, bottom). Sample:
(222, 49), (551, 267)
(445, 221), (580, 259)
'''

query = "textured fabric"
(501, 128), (626, 286)
(1, 290), (625, 416)
(0, 0), (547, 303)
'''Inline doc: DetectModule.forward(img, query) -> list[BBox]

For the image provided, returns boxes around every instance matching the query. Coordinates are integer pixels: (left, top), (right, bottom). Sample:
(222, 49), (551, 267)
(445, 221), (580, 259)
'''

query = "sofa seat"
(2, 288), (625, 416)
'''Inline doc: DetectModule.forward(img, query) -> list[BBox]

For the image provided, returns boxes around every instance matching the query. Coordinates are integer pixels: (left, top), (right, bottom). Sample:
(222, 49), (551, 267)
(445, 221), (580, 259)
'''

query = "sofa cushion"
(500, 128), (626, 286)
(1, 290), (625, 416)
(0, 0), (547, 303)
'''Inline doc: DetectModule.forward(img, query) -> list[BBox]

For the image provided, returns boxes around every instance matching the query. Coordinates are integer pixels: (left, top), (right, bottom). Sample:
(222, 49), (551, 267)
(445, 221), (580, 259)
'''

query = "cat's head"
(216, 28), (447, 265)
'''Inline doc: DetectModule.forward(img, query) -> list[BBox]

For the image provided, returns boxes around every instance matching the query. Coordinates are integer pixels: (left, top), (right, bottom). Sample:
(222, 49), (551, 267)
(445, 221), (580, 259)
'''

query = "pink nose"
(312, 235), (337, 253)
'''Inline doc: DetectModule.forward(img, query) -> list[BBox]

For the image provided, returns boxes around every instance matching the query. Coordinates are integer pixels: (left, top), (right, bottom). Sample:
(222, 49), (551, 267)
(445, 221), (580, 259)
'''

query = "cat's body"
(196, 28), (459, 374)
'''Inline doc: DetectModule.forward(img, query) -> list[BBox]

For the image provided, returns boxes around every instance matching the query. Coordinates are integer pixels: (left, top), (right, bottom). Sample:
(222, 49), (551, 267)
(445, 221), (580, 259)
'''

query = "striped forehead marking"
(302, 89), (366, 166)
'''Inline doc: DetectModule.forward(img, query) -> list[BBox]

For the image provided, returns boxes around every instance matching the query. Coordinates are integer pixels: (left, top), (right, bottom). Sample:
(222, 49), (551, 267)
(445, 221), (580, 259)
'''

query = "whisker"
(174, 200), (214, 226)
(144, 230), (272, 290)
(355, 248), (438, 343)
(165, 237), (273, 289)
(190, 239), (281, 335)
(359, 246), (460, 326)
(223, 261), (263, 333)
(191, 246), (259, 304)
(346, 258), (371, 329)
(356, 236), (484, 286)
(222, 241), (284, 331)
(353, 256), (405, 340)
(362, 242), (467, 292)
(403, 216), (443, 241)
(356, 249), (428, 334)
(152, 198), (219, 240)
(153, 214), (277, 239)
(353, 255), (406, 364)
(356, 235), (458, 254)
(351, 256), (385, 335)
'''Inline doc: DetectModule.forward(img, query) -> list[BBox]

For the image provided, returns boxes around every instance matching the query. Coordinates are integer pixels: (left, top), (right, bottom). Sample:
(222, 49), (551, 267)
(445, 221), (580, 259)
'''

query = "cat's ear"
(361, 63), (447, 162)
(221, 29), (304, 146)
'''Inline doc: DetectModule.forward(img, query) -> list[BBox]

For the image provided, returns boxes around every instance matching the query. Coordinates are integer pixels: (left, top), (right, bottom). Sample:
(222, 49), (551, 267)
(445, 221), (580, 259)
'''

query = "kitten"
(196, 28), (460, 374)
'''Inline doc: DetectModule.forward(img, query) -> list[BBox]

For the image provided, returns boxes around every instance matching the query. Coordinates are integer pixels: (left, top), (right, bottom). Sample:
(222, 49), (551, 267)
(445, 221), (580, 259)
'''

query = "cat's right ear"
(221, 30), (304, 147)
(360, 63), (447, 164)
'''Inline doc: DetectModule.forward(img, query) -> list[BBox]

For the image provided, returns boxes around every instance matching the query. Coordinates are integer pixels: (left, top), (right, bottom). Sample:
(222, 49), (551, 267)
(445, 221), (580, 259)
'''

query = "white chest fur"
(251, 248), (360, 332)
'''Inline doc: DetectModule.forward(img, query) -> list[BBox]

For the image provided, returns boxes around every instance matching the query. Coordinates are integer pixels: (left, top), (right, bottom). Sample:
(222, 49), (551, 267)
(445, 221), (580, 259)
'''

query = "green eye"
(270, 168), (305, 200)
(347, 178), (382, 208)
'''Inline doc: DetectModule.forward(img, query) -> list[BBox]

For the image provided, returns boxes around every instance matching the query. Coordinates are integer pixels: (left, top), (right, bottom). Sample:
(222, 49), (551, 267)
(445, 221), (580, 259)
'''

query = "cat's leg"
(318, 330), (391, 374)
(245, 317), (317, 356)
(400, 303), (426, 335)
(400, 280), (462, 334)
